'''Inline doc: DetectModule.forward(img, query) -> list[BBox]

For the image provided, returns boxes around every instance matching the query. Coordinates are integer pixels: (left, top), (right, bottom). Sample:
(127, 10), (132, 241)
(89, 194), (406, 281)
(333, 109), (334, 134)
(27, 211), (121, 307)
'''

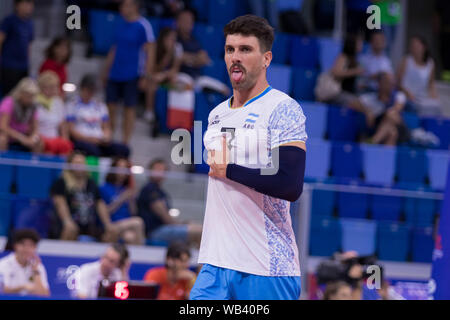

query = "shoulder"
(265, 89), (303, 116)
(207, 99), (230, 122)
(137, 17), (154, 40)
(79, 261), (100, 275)
(0, 96), (14, 112)
(0, 253), (14, 267)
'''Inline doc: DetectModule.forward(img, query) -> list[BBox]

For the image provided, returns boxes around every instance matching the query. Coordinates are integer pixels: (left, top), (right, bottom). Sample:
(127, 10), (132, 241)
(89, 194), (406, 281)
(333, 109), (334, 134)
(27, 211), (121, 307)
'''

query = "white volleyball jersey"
(198, 86), (308, 277)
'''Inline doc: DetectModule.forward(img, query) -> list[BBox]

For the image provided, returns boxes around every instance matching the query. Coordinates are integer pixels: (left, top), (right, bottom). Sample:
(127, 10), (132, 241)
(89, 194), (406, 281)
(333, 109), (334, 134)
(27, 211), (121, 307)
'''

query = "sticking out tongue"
(232, 70), (243, 82)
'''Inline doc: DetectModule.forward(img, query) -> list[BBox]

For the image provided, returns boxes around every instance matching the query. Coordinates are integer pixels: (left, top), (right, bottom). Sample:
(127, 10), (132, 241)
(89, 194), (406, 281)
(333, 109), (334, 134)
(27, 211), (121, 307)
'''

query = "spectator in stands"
(176, 9), (210, 80)
(143, 241), (196, 300)
(143, 27), (184, 122)
(137, 159), (202, 247)
(39, 36), (72, 95)
(397, 35), (442, 116)
(360, 72), (409, 146)
(100, 157), (145, 245)
(328, 33), (375, 127)
(0, 77), (43, 153)
(102, 0), (156, 143)
(323, 281), (353, 300)
(50, 151), (120, 242)
(36, 71), (73, 155)
(0, 0), (34, 96)
(0, 228), (50, 297)
(67, 74), (130, 158)
(75, 242), (130, 299)
(144, 0), (189, 18)
(175, 9), (230, 96)
(359, 30), (394, 92)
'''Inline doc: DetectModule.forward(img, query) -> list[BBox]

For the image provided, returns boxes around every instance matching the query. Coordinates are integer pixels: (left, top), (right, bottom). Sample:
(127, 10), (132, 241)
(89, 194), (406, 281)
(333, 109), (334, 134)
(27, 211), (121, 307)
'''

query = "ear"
(263, 51), (273, 69)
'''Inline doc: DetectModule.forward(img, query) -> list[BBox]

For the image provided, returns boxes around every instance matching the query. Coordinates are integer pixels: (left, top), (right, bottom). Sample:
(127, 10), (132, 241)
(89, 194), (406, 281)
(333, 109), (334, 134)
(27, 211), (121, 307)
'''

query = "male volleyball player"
(190, 15), (307, 300)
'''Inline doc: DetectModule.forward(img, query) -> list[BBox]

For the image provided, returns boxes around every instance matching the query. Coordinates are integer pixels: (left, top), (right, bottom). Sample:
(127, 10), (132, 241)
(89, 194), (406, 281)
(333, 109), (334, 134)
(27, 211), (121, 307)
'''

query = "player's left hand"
(207, 136), (229, 179)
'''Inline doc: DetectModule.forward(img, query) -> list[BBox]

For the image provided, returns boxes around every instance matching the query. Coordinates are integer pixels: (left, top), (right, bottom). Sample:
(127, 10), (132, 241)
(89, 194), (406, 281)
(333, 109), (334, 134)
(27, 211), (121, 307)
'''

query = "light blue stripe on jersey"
(228, 86), (273, 108)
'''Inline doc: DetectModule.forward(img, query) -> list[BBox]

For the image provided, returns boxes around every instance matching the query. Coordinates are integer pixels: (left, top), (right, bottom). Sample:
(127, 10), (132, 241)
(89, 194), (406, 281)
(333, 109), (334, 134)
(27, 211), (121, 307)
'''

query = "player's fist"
(207, 136), (229, 179)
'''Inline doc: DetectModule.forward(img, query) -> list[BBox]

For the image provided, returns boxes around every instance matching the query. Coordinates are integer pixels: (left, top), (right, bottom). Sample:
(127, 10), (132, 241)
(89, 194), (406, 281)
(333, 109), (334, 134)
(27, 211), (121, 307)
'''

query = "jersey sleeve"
(268, 98), (308, 149)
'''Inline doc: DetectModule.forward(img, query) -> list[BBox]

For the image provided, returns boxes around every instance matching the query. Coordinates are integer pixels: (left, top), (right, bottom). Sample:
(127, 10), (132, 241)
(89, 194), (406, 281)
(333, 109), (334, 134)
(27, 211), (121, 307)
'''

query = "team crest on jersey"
(243, 113), (259, 129)
(210, 114), (220, 125)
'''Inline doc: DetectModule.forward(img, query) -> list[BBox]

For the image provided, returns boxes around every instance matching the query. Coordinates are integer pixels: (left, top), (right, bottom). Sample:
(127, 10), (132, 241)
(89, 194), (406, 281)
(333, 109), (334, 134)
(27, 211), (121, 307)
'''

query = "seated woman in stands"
(0, 78), (43, 153)
(36, 71), (73, 155)
(50, 151), (119, 242)
(100, 157), (145, 245)
(39, 36), (72, 96)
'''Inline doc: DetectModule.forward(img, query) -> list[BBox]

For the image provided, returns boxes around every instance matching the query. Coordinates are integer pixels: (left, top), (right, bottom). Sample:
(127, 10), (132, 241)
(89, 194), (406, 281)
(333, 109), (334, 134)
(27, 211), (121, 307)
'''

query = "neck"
(15, 254), (27, 267)
(125, 13), (139, 22)
(232, 78), (269, 108)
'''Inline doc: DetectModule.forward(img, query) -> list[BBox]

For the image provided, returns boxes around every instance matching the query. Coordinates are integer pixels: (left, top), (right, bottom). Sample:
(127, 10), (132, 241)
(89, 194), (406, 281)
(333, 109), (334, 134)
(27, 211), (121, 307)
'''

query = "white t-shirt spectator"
(66, 97), (109, 139)
(37, 96), (66, 138)
(360, 91), (406, 117)
(0, 253), (49, 296)
(359, 50), (393, 90)
(75, 260), (123, 299)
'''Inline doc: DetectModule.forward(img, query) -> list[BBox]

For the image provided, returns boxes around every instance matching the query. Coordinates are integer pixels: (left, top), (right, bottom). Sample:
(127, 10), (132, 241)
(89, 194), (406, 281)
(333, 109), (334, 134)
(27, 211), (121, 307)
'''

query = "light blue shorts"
(149, 224), (189, 243)
(190, 264), (301, 300)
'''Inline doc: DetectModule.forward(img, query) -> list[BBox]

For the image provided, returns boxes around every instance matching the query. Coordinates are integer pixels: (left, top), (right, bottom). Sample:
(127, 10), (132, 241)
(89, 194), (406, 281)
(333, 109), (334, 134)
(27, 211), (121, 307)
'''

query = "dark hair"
(105, 157), (132, 187)
(111, 243), (129, 268)
(369, 29), (385, 42)
(148, 158), (166, 170)
(223, 15), (274, 53)
(156, 27), (176, 67)
(45, 37), (72, 64)
(67, 150), (86, 163)
(323, 281), (351, 300)
(411, 35), (430, 64)
(14, 0), (33, 5)
(79, 74), (98, 91)
(166, 241), (191, 262)
(176, 8), (195, 21)
(342, 33), (361, 68)
(12, 228), (40, 246)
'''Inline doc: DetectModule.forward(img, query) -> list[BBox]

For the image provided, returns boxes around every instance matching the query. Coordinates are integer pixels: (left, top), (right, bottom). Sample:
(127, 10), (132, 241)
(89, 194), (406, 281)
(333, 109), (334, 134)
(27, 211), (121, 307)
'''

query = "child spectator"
(100, 157), (145, 245)
(0, 228), (50, 297)
(50, 151), (120, 242)
(0, 77), (43, 153)
(39, 36), (72, 94)
(0, 0), (34, 96)
(36, 71), (73, 155)
(143, 241), (196, 300)
(66, 74), (130, 158)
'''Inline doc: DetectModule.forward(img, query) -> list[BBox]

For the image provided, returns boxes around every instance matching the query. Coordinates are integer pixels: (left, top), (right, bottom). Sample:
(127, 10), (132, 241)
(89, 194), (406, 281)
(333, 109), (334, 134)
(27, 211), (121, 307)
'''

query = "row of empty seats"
(306, 140), (449, 190)
(310, 216), (435, 263)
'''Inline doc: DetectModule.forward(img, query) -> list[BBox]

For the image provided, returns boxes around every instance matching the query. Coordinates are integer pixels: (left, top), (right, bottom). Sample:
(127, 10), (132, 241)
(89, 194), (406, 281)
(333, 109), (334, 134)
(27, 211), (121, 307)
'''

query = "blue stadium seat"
(327, 106), (361, 142)
(147, 17), (160, 37)
(267, 64), (292, 94)
(361, 144), (396, 186)
(15, 153), (56, 199)
(291, 67), (318, 101)
(402, 111), (420, 130)
(0, 151), (15, 194)
(193, 23), (225, 59)
(311, 181), (336, 217)
(202, 59), (228, 84)
(0, 196), (12, 236)
(400, 183), (436, 228)
(305, 139), (331, 181)
(159, 18), (175, 29)
(310, 216), (341, 256)
(370, 194), (403, 222)
(272, 32), (291, 64)
(277, 0), (304, 10)
(340, 218), (377, 256)
(422, 117), (450, 150)
(208, 0), (238, 27)
(337, 186), (368, 219)
(289, 36), (320, 69)
(88, 10), (120, 55)
(427, 150), (450, 191)
(395, 147), (428, 184)
(13, 198), (52, 238)
(190, 0), (209, 22)
(330, 142), (362, 179)
(377, 222), (410, 261)
(317, 37), (342, 72)
(411, 227), (434, 263)
(301, 101), (328, 139)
